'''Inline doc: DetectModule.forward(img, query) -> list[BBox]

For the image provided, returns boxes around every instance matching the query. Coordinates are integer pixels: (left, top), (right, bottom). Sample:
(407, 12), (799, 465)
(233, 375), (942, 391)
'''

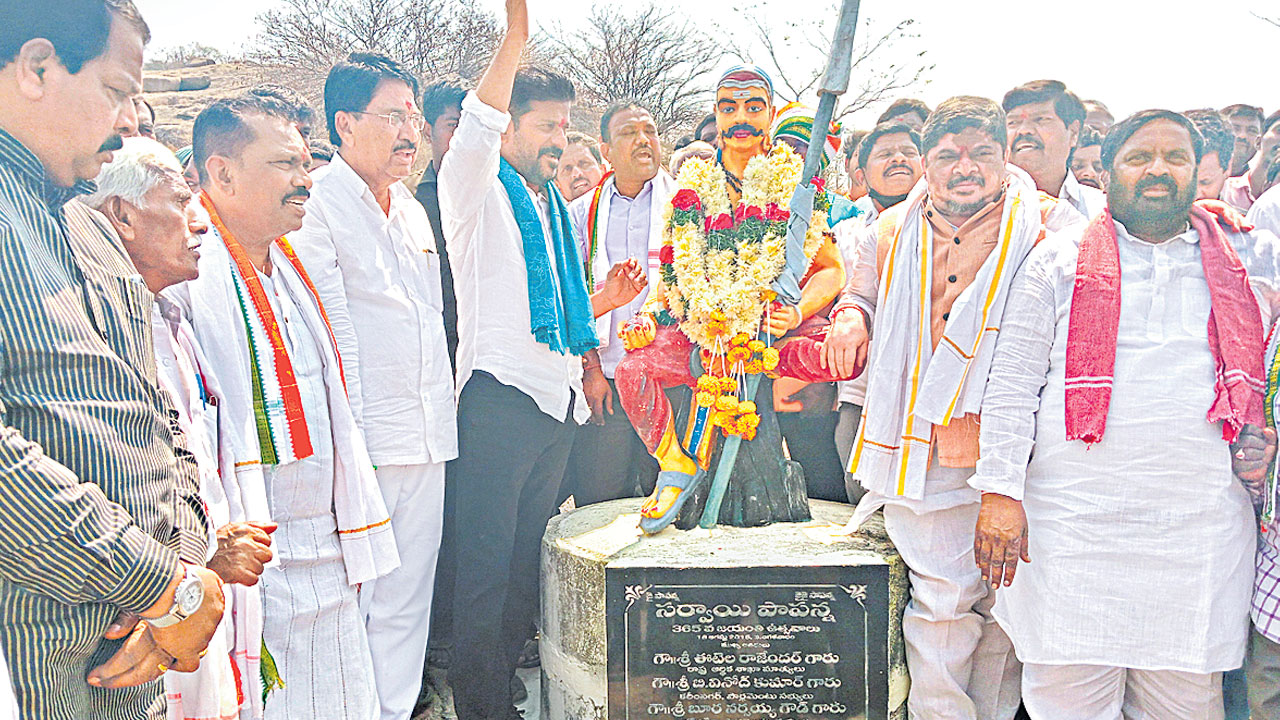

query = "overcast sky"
(134, 0), (1280, 129)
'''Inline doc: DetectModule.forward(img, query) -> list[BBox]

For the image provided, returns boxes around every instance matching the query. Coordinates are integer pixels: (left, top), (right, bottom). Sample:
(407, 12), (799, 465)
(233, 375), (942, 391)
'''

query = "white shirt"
(440, 92), (588, 424)
(1249, 184), (1280, 236)
(973, 218), (1280, 671)
(568, 179), (658, 377)
(1059, 170), (1106, 221)
(290, 152), (458, 466)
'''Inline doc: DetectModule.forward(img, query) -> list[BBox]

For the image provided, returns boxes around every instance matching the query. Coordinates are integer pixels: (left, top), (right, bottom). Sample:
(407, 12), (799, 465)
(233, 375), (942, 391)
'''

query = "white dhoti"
(0, 651), (16, 720)
(1021, 663), (1223, 720)
(359, 462), (446, 720)
(258, 272), (378, 720)
(856, 459), (1021, 720)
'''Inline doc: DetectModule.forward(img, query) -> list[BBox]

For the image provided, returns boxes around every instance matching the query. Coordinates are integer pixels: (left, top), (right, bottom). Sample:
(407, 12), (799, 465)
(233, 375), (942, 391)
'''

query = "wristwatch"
(151, 564), (205, 628)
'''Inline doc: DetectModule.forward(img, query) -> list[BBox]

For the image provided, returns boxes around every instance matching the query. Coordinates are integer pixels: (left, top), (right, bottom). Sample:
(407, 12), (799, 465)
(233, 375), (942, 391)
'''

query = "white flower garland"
(661, 144), (830, 351)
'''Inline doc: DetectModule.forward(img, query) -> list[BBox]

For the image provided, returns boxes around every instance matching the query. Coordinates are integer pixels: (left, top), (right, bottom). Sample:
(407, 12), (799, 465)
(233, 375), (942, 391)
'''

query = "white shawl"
(171, 221), (400, 717)
(172, 222), (399, 583)
(851, 168), (1044, 501)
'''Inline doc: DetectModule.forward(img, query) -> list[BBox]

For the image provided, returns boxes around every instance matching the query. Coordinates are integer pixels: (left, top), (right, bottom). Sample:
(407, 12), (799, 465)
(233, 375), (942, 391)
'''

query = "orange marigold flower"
(715, 395), (740, 413)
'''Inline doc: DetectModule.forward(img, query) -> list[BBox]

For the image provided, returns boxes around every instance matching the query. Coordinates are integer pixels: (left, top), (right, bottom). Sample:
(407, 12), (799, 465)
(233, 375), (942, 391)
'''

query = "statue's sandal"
(639, 468), (707, 535)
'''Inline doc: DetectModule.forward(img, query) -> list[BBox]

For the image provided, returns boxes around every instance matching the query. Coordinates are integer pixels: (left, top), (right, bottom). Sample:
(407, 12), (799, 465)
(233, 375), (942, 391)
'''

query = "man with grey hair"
(85, 136), (279, 720)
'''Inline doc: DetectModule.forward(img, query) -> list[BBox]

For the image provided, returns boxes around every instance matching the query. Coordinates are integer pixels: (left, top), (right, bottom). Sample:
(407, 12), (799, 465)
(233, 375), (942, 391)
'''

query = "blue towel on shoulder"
(498, 158), (598, 356)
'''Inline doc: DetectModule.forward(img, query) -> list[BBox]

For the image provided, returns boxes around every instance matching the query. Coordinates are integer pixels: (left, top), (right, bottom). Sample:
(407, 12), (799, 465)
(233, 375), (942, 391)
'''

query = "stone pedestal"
(541, 499), (908, 720)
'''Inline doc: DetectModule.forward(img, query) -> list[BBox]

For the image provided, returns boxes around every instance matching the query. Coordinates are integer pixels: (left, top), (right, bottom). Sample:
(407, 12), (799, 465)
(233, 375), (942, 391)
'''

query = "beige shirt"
(844, 186), (1077, 467)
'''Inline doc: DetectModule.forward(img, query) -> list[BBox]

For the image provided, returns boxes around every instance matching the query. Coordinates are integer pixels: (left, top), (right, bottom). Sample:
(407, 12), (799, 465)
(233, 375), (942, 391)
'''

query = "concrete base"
(541, 499), (908, 720)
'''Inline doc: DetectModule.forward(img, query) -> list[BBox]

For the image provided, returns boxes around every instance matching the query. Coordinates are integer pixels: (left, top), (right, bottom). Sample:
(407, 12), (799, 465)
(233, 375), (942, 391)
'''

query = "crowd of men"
(3, 0), (1280, 719)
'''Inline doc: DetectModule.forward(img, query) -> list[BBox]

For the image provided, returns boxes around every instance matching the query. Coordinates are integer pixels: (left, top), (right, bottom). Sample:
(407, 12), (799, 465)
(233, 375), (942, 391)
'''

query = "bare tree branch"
(250, 0), (506, 105)
(542, 3), (725, 136)
(729, 4), (931, 123)
(1254, 11), (1280, 29)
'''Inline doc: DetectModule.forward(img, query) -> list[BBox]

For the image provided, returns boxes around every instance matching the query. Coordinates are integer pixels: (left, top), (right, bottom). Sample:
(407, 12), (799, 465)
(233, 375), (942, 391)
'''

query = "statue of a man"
(614, 65), (855, 534)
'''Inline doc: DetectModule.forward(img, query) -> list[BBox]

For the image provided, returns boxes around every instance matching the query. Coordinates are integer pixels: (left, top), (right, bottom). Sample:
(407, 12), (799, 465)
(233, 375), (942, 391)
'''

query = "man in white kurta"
(289, 54), (456, 720)
(973, 110), (1280, 719)
(827, 96), (1083, 720)
(179, 95), (398, 720)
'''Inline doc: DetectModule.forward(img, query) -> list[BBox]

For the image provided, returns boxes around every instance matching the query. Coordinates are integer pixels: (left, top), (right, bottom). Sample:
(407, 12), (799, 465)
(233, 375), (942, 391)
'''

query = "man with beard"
(824, 96), (1082, 719)
(1069, 125), (1104, 191)
(1223, 110), (1280, 212)
(1003, 79), (1105, 219)
(829, 120), (923, 502)
(177, 92), (399, 719)
(1186, 108), (1236, 201)
(561, 101), (668, 508)
(973, 109), (1280, 719)
(0, 2), (227, 717)
(436, 0), (635, 714)
(554, 131), (605, 201)
(1223, 104), (1264, 177)
(288, 53), (453, 720)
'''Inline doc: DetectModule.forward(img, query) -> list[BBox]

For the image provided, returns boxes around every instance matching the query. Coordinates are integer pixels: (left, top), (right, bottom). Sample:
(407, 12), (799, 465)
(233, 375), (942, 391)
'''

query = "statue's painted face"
(715, 84), (773, 156)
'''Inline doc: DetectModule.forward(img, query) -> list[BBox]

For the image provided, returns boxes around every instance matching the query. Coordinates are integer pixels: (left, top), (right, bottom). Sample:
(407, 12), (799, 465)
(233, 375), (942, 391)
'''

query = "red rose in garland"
(764, 203), (790, 223)
(705, 213), (734, 233)
(671, 188), (701, 211)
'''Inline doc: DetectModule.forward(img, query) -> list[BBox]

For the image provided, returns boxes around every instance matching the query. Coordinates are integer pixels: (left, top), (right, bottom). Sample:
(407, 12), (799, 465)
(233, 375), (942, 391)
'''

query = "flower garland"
(659, 144), (830, 350)
(650, 143), (832, 439)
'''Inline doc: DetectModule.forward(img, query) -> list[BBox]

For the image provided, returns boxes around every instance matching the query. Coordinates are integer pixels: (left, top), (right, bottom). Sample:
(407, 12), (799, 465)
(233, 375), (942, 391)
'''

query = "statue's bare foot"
(641, 486), (684, 518)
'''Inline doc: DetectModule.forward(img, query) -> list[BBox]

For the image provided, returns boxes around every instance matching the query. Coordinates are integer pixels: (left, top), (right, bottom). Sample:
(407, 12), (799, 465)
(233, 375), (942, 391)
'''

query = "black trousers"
(559, 378), (658, 508)
(447, 372), (578, 720)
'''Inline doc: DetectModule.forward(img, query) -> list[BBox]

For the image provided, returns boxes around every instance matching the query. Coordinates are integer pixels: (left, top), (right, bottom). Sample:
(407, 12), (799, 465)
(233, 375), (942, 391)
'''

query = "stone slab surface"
(541, 499), (908, 720)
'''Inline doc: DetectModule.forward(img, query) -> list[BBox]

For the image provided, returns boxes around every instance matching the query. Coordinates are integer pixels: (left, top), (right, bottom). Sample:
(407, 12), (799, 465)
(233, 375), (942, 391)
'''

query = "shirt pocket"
(417, 248), (444, 313)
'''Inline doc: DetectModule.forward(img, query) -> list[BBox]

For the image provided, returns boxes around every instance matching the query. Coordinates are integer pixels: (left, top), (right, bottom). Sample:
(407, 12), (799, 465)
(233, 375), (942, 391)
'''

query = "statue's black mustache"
(722, 123), (763, 139)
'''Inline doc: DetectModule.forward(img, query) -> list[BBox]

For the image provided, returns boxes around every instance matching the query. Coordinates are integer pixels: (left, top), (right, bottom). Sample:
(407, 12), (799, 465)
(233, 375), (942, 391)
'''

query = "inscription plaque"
(606, 564), (891, 720)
